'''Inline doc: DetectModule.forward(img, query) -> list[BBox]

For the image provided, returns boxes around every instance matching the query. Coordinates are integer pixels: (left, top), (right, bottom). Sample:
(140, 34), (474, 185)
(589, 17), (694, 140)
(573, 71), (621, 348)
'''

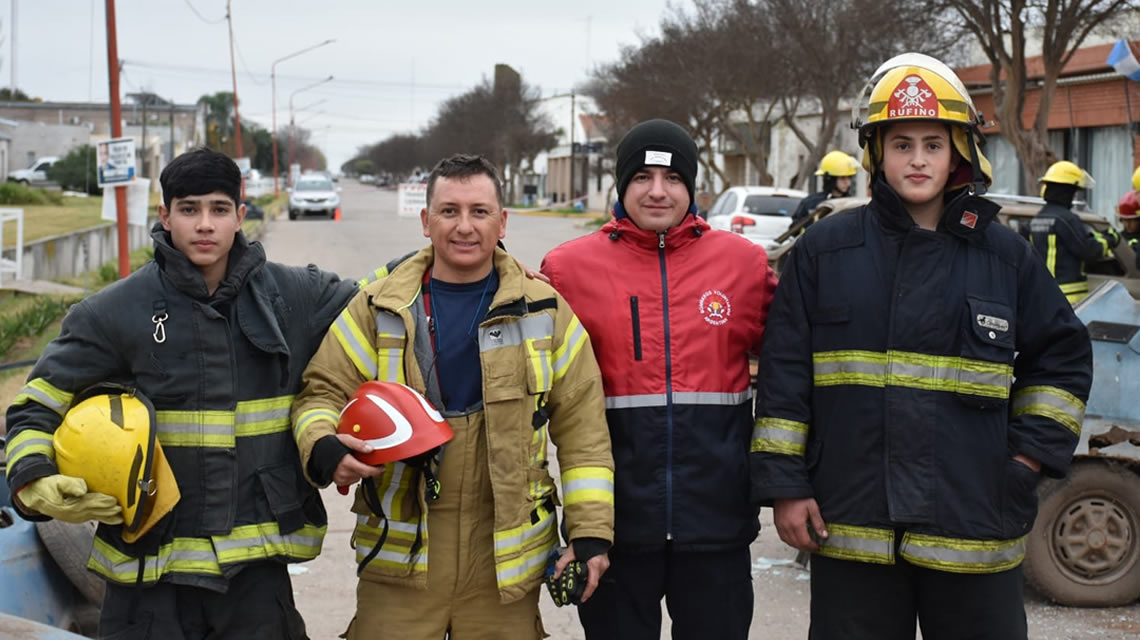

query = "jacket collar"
(600, 211), (708, 251)
(151, 222), (265, 302)
(369, 245), (528, 315)
(869, 175), (1000, 241)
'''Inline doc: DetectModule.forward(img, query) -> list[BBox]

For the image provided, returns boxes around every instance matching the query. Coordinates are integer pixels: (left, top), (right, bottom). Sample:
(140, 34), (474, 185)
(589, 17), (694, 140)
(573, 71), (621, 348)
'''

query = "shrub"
(46, 145), (101, 195)
(0, 182), (51, 205)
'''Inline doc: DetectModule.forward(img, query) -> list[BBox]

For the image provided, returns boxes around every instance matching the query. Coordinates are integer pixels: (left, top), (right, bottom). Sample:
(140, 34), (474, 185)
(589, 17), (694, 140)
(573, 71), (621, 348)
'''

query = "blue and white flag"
(1107, 39), (1140, 81)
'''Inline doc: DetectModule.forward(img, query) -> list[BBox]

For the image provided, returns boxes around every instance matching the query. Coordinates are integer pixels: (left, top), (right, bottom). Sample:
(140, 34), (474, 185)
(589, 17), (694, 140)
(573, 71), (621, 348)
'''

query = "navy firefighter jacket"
(753, 177), (1092, 574)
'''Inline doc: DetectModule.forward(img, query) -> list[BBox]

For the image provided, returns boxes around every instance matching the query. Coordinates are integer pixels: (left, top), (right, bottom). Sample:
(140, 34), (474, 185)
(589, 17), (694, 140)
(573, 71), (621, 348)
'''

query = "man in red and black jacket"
(542, 119), (777, 640)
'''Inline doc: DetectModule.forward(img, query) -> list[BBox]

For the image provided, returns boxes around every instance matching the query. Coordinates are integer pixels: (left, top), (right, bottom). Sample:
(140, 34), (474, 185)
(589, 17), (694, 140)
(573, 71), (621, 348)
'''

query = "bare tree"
(946, 0), (1136, 186)
(766, 0), (963, 188)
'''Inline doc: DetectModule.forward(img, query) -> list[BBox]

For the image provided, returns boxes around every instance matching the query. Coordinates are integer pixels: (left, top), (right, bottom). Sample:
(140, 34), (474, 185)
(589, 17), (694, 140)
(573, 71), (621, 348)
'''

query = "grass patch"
(4, 195), (106, 248)
(57, 246), (154, 289)
(0, 183), (64, 206)
(0, 295), (77, 359)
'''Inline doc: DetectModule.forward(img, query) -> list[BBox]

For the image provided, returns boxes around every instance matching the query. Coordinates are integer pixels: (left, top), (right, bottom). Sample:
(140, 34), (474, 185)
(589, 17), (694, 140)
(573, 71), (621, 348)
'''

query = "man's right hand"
(17, 475), (123, 524)
(331, 434), (385, 489)
(773, 497), (828, 553)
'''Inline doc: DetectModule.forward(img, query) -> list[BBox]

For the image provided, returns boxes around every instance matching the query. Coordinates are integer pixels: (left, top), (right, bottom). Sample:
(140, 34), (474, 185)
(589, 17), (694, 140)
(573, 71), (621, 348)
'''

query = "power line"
(232, 32), (266, 86)
(182, 0), (226, 24)
(122, 60), (467, 91)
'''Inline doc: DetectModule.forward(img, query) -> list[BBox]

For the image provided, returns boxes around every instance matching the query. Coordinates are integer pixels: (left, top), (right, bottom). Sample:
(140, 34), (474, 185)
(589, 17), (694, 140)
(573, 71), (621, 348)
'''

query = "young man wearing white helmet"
(754, 54), (1092, 638)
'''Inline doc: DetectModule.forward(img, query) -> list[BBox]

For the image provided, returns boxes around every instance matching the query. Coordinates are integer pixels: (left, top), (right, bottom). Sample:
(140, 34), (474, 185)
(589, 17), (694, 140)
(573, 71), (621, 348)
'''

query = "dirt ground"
(291, 487), (1140, 640)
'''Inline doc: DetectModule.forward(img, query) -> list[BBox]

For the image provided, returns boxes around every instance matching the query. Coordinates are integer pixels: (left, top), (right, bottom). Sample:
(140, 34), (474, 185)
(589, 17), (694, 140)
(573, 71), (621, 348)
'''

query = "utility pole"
(271, 39), (335, 197)
(140, 98), (147, 180)
(10, 0), (16, 98)
(169, 98), (175, 162)
(105, 0), (128, 278)
(226, 0), (244, 197)
(569, 91), (576, 203)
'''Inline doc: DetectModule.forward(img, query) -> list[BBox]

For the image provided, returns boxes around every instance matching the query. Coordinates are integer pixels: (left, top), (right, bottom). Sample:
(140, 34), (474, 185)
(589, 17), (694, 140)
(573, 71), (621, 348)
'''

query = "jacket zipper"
(657, 230), (674, 540)
(630, 296), (642, 361)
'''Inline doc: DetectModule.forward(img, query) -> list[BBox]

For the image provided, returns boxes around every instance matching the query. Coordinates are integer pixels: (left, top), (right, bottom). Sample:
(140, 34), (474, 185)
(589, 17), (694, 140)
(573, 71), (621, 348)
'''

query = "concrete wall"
(4, 122), (91, 170)
(2, 222), (152, 282)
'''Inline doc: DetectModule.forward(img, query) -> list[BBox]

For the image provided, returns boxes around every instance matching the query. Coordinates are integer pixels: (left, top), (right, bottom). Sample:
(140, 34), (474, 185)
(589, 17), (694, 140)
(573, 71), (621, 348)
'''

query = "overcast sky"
(10, 0), (677, 169)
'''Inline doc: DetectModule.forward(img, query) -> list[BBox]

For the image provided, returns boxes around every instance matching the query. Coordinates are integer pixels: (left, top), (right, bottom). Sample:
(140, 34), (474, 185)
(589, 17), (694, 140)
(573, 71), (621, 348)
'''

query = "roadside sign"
(96, 137), (137, 187)
(101, 178), (150, 226)
(235, 157), (251, 177)
(397, 183), (427, 218)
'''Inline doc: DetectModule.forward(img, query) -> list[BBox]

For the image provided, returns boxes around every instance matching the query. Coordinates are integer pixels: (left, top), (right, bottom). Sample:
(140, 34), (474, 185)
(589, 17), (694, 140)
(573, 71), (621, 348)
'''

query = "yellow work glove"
(17, 474), (123, 525)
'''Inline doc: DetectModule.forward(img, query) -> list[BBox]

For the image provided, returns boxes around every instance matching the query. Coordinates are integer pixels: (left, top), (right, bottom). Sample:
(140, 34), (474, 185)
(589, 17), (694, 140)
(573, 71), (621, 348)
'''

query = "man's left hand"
(554, 545), (610, 603)
(1013, 454), (1041, 472)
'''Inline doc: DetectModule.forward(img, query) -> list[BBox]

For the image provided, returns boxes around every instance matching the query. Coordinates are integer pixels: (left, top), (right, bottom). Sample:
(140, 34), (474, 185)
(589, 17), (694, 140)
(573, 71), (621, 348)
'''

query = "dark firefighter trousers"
(809, 554), (1027, 640)
(98, 562), (308, 640)
(577, 544), (753, 640)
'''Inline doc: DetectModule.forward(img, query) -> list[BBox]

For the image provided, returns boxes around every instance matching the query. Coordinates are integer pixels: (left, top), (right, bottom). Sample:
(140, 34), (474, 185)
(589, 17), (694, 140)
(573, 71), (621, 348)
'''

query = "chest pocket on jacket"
(480, 314), (554, 397)
(958, 296), (1015, 408)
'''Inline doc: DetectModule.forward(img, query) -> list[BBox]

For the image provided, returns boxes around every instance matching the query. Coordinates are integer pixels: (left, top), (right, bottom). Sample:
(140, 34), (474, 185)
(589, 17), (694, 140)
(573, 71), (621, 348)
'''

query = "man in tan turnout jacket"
(292, 154), (614, 639)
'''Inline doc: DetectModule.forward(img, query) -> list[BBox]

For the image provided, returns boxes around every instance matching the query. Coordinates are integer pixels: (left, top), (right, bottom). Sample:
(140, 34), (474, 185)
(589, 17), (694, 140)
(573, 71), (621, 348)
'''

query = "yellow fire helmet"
(53, 385), (179, 543)
(1039, 160), (1095, 198)
(1040, 160), (1093, 188)
(1132, 165), (1140, 192)
(816, 150), (859, 177)
(851, 52), (992, 193)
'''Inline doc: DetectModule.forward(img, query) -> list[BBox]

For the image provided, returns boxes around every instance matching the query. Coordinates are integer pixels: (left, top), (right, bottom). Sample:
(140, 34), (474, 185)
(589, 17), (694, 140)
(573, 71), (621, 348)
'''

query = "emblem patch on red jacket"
(960, 211), (978, 229)
(699, 290), (732, 326)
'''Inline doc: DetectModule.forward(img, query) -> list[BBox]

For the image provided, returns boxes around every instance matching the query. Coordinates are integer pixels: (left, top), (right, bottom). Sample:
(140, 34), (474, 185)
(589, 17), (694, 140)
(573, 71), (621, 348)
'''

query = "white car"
(288, 176), (341, 220)
(706, 186), (807, 250)
(8, 156), (58, 186)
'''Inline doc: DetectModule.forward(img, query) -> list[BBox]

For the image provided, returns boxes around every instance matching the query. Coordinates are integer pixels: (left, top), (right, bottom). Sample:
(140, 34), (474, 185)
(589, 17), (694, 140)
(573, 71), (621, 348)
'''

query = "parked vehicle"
(706, 186), (806, 251)
(769, 193), (1140, 607)
(288, 176), (341, 220)
(8, 157), (59, 186)
(0, 447), (99, 637)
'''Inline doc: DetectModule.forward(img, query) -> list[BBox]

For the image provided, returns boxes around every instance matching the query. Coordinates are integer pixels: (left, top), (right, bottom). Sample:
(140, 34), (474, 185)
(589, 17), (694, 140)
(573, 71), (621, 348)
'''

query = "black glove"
(544, 548), (587, 607)
(1102, 227), (1121, 249)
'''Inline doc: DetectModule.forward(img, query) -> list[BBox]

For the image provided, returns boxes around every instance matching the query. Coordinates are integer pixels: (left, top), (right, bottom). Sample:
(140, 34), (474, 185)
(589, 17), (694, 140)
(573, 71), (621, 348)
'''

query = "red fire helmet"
(337, 381), (454, 466)
(1119, 191), (1140, 220)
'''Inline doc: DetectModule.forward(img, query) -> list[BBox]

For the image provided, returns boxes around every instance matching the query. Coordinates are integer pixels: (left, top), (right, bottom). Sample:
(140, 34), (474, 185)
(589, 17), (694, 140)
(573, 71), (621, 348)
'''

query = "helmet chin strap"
(965, 128), (987, 196)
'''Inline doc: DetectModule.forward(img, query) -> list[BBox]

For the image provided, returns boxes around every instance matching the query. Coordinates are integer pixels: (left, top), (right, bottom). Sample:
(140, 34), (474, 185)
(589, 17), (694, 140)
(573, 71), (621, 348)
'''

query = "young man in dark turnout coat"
(754, 54), (1092, 639)
(4, 148), (357, 639)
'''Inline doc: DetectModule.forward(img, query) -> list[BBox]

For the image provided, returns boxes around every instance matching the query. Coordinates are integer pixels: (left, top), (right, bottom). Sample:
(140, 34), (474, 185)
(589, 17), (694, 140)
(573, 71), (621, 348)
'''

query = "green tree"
(46, 145), (100, 195)
(0, 87), (37, 102)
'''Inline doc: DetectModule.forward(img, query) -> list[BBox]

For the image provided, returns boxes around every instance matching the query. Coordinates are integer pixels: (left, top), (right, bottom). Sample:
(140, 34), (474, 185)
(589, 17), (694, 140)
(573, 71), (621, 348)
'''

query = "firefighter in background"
(755, 53), (1091, 639)
(1025, 161), (1121, 304)
(1118, 190), (1140, 269)
(791, 150), (859, 228)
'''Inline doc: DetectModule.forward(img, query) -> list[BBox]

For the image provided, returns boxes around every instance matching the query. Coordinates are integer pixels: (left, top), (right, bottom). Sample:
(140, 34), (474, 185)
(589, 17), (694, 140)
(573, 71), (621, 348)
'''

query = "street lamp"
(271, 39), (335, 196)
(289, 75), (333, 182)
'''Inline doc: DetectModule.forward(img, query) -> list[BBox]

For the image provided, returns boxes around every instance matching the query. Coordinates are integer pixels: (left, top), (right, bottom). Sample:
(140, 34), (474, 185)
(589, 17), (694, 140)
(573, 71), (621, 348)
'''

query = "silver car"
(288, 176), (341, 220)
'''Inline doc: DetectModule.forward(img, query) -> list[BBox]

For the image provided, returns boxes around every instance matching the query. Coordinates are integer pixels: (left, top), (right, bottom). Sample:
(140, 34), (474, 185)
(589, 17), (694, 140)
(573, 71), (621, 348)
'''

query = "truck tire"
(34, 519), (105, 606)
(1024, 462), (1140, 606)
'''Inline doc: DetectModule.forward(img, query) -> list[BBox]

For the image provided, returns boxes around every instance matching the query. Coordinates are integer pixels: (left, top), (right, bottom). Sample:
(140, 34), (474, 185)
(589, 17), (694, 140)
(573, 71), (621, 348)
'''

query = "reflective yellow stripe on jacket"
(1011, 385), (1085, 435)
(375, 312), (407, 384)
(4, 428), (55, 468)
(354, 461), (428, 573)
(1058, 280), (1089, 304)
(815, 523), (1025, 574)
(493, 498), (558, 590)
(88, 522), (326, 584)
(561, 466), (614, 507)
(155, 395), (294, 448)
(11, 378), (73, 416)
(813, 350), (1012, 399)
(751, 417), (808, 456)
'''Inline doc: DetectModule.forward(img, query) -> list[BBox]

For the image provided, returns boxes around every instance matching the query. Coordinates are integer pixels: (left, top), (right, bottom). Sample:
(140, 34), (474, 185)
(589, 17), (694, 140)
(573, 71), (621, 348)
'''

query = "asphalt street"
(264, 180), (1139, 640)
